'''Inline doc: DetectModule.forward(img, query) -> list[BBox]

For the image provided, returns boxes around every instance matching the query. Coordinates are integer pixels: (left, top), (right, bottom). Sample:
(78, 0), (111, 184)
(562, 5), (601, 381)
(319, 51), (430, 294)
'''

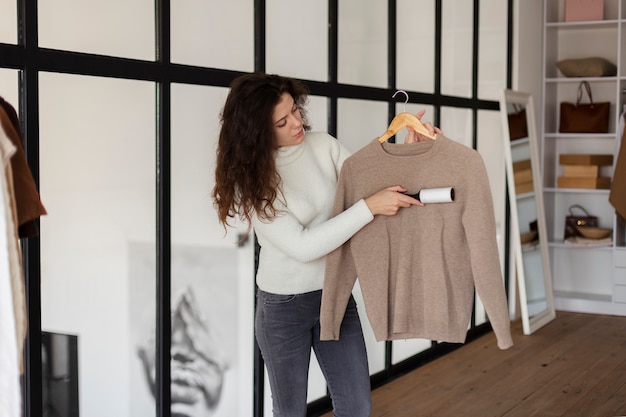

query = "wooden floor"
(322, 311), (626, 417)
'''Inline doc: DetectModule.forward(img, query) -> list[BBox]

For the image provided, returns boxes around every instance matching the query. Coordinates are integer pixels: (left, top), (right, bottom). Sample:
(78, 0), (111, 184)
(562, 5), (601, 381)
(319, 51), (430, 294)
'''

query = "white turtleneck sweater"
(252, 132), (374, 295)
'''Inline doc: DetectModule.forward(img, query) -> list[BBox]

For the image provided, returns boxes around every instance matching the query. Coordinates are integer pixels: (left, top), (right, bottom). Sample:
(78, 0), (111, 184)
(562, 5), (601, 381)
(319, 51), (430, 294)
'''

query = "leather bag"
(564, 204), (598, 240)
(559, 81), (610, 134)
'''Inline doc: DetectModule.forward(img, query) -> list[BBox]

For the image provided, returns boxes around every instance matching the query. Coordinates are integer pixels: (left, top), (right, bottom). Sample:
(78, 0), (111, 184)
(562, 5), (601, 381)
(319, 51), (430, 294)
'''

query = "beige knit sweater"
(320, 136), (513, 350)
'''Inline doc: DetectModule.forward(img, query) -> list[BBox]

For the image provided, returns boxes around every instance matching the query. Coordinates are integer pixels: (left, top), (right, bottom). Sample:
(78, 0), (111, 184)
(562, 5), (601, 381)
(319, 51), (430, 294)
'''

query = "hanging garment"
(0, 96), (47, 238)
(320, 136), (513, 350)
(0, 107), (29, 373)
(609, 114), (626, 218)
(0, 115), (21, 417)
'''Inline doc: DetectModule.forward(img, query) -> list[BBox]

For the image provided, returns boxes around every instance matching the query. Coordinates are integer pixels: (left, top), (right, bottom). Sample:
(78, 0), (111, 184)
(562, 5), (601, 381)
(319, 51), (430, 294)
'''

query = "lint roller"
(405, 187), (455, 204)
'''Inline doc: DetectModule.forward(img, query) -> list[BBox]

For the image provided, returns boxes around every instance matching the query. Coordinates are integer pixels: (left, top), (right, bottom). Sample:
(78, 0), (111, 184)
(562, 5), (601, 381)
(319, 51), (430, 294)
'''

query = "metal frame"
(0, 0), (514, 416)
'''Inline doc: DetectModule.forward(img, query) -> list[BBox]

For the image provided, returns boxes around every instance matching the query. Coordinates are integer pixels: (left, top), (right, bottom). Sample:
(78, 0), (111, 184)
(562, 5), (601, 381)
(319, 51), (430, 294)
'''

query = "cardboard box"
(557, 176), (611, 189)
(559, 154), (613, 166)
(515, 181), (534, 195)
(513, 159), (533, 195)
(562, 164), (600, 178)
(564, 0), (604, 22)
(514, 168), (533, 184)
(513, 159), (531, 172)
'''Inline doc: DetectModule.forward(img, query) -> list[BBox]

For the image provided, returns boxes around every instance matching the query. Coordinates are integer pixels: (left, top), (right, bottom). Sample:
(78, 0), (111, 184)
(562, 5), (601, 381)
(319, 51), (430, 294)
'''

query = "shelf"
(546, 20), (620, 30)
(549, 241), (614, 250)
(510, 137), (529, 146)
(544, 76), (619, 83)
(542, 0), (623, 316)
(554, 290), (611, 302)
(544, 187), (611, 194)
(554, 291), (626, 316)
(543, 133), (616, 139)
(521, 241), (540, 253)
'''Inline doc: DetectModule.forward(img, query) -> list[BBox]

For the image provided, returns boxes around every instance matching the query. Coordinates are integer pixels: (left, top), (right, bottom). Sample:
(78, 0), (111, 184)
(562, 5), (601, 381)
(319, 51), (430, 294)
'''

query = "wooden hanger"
(377, 91), (437, 143)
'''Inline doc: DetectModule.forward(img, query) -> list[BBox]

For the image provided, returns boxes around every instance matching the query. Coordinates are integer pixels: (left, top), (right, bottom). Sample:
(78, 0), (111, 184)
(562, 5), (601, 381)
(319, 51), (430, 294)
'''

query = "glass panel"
(39, 73), (155, 417)
(170, 84), (232, 246)
(354, 282), (386, 374)
(397, 0), (436, 93)
(0, 0), (17, 44)
(264, 373), (272, 416)
(0, 69), (19, 108)
(171, 0), (253, 71)
(267, 1), (328, 81)
(337, 98), (387, 153)
(338, 0), (388, 88)
(440, 106), (473, 148)
(39, 0), (154, 60)
(306, 95), (330, 133)
(166, 83), (256, 416)
(474, 292), (487, 325)
(392, 338), (431, 364)
(441, 0), (473, 98)
(478, 0), (508, 101)
(400, 102), (436, 143)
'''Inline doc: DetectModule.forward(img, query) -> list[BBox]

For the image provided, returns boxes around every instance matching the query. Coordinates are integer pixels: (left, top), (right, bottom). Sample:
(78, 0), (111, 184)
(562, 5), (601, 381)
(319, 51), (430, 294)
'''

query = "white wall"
(515, 0), (544, 120)
(507, 0), (544, 318)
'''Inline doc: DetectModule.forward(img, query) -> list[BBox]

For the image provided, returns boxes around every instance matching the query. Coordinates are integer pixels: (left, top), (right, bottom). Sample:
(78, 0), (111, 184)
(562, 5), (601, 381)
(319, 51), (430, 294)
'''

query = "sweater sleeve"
(319, 161), (360, 341)
(252, 198), (373, 264)
(462, 152), (514, 350)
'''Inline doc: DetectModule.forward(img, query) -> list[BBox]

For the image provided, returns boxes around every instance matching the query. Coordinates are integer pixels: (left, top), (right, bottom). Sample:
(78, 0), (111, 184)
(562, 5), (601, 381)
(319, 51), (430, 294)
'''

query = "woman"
(212, 72), (439, 417)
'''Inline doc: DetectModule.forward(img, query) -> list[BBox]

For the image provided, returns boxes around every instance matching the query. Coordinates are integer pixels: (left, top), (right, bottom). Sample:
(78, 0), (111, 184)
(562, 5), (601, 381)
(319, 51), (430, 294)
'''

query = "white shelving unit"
(542, 0), (626, 315)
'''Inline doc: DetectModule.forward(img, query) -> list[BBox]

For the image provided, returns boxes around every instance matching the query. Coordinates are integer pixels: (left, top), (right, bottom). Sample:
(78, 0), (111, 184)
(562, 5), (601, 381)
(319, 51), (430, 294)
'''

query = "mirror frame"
(499, 89), (556, 335)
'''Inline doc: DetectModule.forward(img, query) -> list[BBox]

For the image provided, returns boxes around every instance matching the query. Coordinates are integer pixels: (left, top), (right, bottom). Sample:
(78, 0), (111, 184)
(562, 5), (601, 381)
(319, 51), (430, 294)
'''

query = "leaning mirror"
(499, 89), (556, 335)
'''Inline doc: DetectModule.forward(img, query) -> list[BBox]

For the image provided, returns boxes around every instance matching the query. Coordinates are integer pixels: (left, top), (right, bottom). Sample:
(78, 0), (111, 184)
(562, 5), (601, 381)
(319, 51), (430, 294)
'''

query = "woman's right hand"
(364, 185), (423, 216)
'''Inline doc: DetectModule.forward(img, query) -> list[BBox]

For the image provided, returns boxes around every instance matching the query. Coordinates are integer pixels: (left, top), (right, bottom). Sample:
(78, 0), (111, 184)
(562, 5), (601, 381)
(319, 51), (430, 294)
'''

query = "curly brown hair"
(212, 73), (311, 228)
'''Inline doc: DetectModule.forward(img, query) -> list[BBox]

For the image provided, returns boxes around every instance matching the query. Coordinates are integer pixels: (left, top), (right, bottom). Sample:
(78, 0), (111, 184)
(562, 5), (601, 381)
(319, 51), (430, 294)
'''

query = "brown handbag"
(507, 105), (528, 141)
(564, 204), (598, 240)
(559, 81), (610, 133)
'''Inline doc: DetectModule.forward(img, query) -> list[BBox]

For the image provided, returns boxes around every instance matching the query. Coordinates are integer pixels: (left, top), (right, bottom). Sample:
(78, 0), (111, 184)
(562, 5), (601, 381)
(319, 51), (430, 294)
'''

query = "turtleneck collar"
(275, 135), (307, 166)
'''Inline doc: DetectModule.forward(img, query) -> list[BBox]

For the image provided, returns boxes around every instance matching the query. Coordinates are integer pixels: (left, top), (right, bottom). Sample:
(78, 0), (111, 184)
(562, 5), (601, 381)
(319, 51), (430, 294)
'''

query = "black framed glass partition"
(0, 1), (514, 416)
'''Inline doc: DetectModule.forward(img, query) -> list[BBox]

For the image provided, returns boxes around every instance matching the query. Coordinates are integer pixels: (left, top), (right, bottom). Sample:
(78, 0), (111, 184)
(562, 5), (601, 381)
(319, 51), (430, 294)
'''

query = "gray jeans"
(255, 289), (371, 417)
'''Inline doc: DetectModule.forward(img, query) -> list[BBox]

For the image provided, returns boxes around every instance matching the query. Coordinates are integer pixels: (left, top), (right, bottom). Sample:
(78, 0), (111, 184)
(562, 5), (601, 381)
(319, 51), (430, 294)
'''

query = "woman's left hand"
(405, 109), (443, 143)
